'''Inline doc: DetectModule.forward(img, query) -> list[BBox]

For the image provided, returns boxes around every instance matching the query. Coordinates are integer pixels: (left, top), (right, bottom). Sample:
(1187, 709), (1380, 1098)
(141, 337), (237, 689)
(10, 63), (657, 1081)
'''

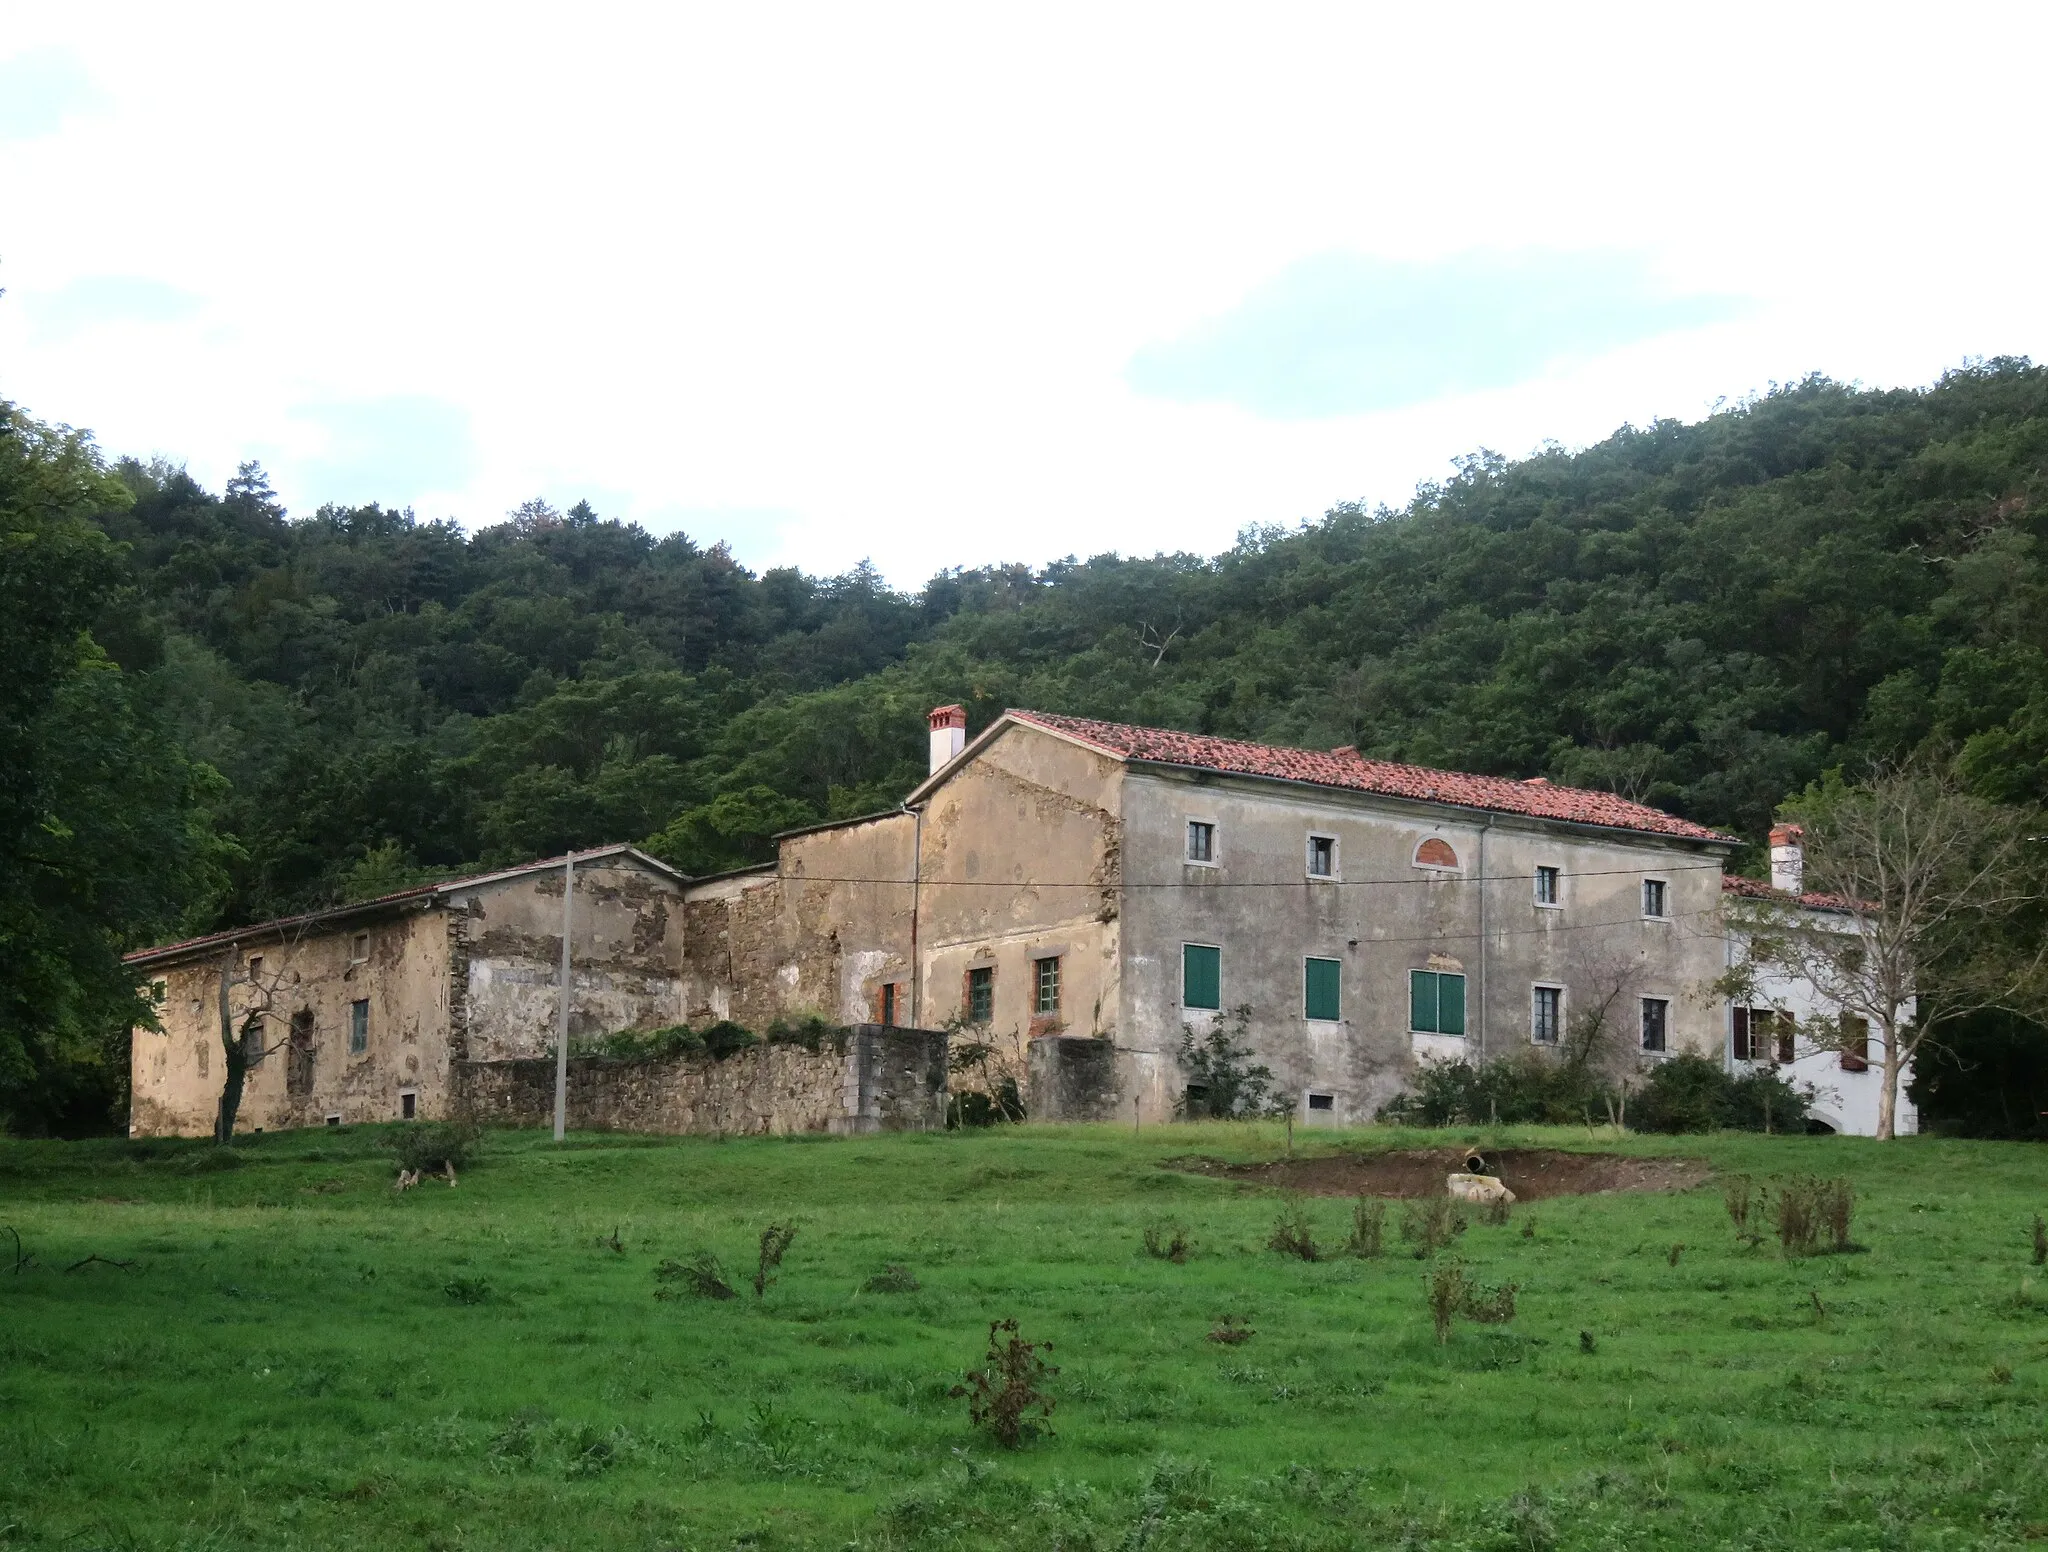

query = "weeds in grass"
(754, 1223), (797, 1297)
(597, 1227), (623, 1254)
(1207, 1314), (1255, 1345)
(2032, 1214), (2046, 1267)
(1345, 1198), (1386, 1259)
(1267, 1199), (1320, 1261)
(1668, 1243), (1685, 1267)
(444, 1275), (491, 1304)
(1725, 1174), (1759, 1241)
(655, 1253), (735, 1300)
(1427, 1260), (1519, 1343)
(1480, 1193), (1513, 1227)
(1401, 1196), (1467, 1258)
(1776, 1179), (1819, 1256)
(1817, 1178), (1855, 1252)
(950, 1318), (1057, 1447)
(1579, 1330), (1597, 1354)
(1990, 1363), (2014, 1384)
(5, 1226), (33, 1274)
(1521, 1218), (1536, 1240)
(862, 1264), (920, 1293)
(1143, 1224), (1192, 1263)
(1427, 1262), (1469, 1344)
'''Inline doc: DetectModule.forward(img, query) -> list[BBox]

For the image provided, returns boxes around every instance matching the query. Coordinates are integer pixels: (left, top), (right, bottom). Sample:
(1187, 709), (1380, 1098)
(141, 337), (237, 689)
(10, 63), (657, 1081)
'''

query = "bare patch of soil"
(1164, 1147), (1711, 1201)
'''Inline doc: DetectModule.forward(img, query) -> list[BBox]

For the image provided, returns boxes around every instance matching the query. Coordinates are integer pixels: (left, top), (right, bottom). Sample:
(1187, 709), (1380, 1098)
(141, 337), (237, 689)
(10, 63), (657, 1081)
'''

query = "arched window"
(1414, 837), (1460, 870)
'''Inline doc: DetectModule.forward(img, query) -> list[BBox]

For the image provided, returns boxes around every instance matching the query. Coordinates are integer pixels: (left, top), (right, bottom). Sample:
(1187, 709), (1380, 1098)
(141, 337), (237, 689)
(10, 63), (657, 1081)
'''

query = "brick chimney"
(928, 704), (967, 774)
(1769, 823), (1804, 895)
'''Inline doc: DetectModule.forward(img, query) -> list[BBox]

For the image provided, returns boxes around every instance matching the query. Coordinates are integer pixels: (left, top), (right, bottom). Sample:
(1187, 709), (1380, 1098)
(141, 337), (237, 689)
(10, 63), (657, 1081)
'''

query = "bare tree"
(1136, 613), (1183, 668)
(1726, 760), (2048, 1139)
(213, 932), (304, 1142)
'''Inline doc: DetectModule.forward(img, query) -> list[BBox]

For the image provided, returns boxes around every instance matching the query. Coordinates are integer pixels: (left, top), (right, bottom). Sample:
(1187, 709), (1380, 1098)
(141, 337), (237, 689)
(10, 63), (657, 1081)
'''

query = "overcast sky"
(3, 4), (2044, 585)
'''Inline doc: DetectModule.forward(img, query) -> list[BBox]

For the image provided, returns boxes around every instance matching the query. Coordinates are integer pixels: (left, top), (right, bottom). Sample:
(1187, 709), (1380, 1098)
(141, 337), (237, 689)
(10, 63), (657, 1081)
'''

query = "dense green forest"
(6, 359), (2048, 1132)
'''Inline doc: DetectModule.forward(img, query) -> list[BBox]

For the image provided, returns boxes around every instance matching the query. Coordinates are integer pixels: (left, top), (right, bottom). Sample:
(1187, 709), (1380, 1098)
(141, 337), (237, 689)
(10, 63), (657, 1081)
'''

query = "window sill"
(1641, 916), (1671, 924)
(1534, 902), (1564, 912)
(1305, 873), (1338, 884)
(1183, 860), (1220, 870)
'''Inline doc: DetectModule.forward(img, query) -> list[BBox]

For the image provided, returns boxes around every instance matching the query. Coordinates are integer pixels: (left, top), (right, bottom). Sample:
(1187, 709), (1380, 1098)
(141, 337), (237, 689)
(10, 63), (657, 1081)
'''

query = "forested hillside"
(6, 359), (2048, 1131)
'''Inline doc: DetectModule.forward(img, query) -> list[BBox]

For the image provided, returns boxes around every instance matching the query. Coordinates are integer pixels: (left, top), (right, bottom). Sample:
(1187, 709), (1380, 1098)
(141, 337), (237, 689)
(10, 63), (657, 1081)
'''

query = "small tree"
(212, 935), (301, 1142)
(1727, 760), (2048, 1139)
(1176, 1007), (1287, 1119)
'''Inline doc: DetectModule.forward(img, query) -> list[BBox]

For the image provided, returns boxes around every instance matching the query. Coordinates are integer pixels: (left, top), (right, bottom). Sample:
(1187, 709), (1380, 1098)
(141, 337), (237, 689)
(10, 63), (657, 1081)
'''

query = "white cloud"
(0, 4), (2044, 583)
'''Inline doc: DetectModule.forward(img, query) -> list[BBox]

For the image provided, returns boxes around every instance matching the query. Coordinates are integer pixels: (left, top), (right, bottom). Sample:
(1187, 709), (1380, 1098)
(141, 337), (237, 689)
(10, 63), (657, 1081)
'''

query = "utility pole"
(554, 852), (573, 1142)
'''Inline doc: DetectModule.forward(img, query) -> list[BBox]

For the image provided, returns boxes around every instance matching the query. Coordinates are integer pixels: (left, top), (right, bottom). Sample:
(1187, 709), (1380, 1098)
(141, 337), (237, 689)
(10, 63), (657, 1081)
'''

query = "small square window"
(401, 1091), (417, 1120)
(1535, 866), (1561, 906)
(1642, 879), (1669, 919)
(247, 955), (264, 981)
(1532, 985), (1562, 1045)
(1186, 821), (1216, 864)
(349, 998), (369, 1054)
(967, 966), (994, 1024)
(1640, 996), (1669, 1053)
(1307, 835), (1336, 878)
(1306, 1092), (1335, 1111)
(325, 1113), (342, 1127)
(1034, 956), (1061, 1015)
(351, 932), (370, 964)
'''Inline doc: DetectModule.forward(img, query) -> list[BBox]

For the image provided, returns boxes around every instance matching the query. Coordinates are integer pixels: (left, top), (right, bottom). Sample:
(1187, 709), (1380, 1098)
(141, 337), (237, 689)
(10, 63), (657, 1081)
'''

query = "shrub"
(1400, 1197), (1467, 1258)
(1267, 1200), (1319, 1261)
(1143, 1224), (1191, 1263)
(389, 1122), (477, 1175)
(2032, 1214), (2046, 1267)
(1345, 1198), (1386, 1259)
(1426, 1262), (1468, 1344)
(1207, 1314), (1255, 1345)
(655, 1253), (735, 1300)
(950, 1318), (1056, 1448)
(444, 1275), (492, 1304)
(1775, 1178), (1820, 1256)
(1177, 1008), (1288, 1119)
(753, 1223), (796, 1297)
(1724, 1174), (1758, 1238)
(1816, 1177), (1855, 1252)
(862, 1264), (920, 1293)
(765, 1014), (844, 1053)
(574, 1025), (705, 1062)
(701, 1020), (758, 1060)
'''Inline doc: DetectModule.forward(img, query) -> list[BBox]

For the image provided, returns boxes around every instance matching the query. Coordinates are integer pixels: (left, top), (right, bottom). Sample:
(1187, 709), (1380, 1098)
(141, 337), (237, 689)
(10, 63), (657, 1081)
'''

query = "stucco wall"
(129, 907), (453, 1137)
(453, 1026), (948, 1135)
(452, 859), (689, 1061)
(1118, 768), (1733, 1124)
(1733, 930), (1918, 1137)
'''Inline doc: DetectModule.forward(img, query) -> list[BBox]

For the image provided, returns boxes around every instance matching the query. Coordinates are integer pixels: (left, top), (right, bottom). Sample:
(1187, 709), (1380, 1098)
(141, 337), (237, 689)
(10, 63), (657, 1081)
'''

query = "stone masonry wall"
(453, 1025), (948, 1136)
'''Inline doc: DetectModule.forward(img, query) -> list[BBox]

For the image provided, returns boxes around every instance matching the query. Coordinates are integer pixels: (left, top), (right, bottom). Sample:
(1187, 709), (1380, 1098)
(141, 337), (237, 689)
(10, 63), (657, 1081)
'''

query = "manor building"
(127, 707), (1909, 1136)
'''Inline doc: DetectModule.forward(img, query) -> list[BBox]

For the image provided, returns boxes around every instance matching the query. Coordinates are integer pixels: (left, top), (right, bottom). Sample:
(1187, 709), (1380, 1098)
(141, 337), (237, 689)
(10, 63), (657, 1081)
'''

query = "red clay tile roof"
(1007, 710), (1737, 843)
(1721, 875), (1857, 913)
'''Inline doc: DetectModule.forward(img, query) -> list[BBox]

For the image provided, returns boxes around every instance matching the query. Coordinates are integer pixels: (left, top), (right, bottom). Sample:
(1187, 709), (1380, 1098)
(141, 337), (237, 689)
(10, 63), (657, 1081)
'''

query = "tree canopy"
(5, 357), (2048, 1131)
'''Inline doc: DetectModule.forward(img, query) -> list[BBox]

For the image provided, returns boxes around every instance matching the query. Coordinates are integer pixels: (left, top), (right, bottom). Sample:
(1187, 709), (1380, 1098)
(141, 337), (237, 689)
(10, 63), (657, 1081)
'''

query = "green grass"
(2, 1123), (2044, 1550)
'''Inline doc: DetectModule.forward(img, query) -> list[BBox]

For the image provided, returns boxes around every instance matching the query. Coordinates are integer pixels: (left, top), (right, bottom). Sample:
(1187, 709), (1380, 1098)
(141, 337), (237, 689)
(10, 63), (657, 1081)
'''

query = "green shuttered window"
(1409, 970), (1466, 1035)
(1304, 957), (1341, 1021)
(1182, 944), (1221, 1010)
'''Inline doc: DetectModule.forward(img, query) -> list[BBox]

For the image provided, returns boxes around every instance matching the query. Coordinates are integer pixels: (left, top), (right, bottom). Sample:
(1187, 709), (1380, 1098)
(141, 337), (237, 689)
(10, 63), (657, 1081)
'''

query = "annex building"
(127, 707), (1911, 1137)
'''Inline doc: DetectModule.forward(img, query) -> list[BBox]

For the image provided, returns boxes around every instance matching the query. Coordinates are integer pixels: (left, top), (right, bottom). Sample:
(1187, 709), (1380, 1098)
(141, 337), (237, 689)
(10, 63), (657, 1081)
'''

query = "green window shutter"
(1409, 970), (1436, 1033)
(1304, 958), (1340, 1021)
(1183, 944), (1221, 1010)
(1440, 974), (1466, 1036)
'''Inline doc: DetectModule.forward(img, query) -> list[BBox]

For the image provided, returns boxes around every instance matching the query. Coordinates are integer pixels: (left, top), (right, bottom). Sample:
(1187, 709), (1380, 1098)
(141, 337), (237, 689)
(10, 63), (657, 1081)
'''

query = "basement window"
(1306, 1092), (1335, 1112)
(401, 1091), (417, 1120)
(325, 1113), (342, 1127)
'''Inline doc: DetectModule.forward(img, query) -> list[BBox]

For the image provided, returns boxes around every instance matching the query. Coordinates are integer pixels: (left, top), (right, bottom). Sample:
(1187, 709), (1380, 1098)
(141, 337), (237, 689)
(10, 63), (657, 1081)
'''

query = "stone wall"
(453, 1025), (948, 1136)
(1027, 1035), (1122, 1122)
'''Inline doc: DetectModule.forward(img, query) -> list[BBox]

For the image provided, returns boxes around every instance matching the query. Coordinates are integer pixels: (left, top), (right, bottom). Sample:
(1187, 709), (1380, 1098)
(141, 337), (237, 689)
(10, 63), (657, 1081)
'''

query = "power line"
(762, 858), (1734, 891)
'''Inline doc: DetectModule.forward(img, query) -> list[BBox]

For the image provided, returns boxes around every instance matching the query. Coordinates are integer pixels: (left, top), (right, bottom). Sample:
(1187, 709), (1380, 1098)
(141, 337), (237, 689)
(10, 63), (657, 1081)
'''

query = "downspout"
(1476, 817), (1494, 1060)
(907, 805), (922, 1029)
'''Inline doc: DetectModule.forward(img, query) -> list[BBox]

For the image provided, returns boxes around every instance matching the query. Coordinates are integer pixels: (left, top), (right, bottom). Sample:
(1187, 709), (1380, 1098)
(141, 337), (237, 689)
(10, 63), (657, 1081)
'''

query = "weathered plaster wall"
(682, 815), (918, 1031)
(129, 907), (452, 1137)
(916, 727), (1124, 1088)
(453, 1026), (948, 1135)
(1119, 768), (1733, 1124)
(453, 860), (689, 1061)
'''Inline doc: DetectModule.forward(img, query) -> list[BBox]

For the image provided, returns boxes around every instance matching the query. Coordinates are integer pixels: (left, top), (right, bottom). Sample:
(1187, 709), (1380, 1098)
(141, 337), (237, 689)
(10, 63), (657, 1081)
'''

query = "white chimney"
(928, 704), (967, 774)
(1769, 823), (1804, 895)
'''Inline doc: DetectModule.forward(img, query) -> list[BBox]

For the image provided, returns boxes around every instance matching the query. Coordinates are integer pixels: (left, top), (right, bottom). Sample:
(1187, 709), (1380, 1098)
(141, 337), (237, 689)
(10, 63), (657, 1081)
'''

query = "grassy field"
(2, 1121), (2044, 1551)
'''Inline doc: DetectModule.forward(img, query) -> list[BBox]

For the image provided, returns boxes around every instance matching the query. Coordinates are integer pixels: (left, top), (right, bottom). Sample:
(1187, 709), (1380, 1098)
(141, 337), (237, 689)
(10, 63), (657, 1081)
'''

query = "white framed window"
(324, 1112), (342, 1127)
(351, 932), (370, 964)
(1640, 996), (1670, 1053)
(1531, 984), (1563, 1045)
(1306, 834), (1337, 879)
(1186, 820), (1217, 865)
(1642, 878), (1669, 919)
(1534, 865), (1561, 907)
